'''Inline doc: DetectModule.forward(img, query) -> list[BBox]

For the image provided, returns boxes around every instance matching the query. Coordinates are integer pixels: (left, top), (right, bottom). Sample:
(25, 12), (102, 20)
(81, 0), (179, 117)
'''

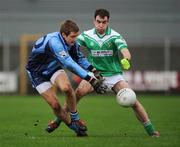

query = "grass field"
(0, 94), (180, 147)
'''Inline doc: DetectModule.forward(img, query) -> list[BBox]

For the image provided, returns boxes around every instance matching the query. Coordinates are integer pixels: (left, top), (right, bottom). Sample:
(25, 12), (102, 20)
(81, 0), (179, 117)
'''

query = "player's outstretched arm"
(120, 48), (131, 70)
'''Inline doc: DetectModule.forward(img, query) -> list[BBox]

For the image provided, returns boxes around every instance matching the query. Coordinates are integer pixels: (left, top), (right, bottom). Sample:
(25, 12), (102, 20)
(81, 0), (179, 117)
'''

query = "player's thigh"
(51, 70), (72, 91)
(75, 80), (93, 96)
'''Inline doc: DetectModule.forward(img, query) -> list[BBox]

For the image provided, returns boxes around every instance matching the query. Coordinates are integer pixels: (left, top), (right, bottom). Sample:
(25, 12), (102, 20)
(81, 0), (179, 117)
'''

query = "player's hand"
(120, 58), (130, 70)
(89, 77), (106, 94)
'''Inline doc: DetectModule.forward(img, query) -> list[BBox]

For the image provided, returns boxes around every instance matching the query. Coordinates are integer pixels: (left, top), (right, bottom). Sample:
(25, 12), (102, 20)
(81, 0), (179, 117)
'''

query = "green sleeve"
(114, 36), (128, 50)
(76, 33), (86, 46)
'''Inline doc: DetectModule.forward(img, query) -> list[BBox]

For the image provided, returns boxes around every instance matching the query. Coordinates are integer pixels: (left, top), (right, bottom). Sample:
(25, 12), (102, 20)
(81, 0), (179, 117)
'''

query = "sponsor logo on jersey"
(91, 50), (113, 57)
(106, 42), (112, 48)
(59, 51), (67, 57)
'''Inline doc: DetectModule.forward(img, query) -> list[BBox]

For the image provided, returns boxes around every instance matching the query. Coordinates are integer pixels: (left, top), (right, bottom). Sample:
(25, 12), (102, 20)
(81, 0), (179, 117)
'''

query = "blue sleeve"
(75, 44), (91, 69)
(49, 37), (89, 79)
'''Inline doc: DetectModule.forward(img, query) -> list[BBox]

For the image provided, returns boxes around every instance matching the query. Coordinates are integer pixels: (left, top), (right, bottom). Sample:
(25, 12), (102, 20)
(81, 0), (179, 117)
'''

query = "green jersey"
(77, 27), (128, 76)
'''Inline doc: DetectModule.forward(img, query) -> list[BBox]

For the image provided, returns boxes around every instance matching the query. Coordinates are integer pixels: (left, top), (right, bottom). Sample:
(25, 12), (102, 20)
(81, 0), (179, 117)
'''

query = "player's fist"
(121, 58), (130, 70)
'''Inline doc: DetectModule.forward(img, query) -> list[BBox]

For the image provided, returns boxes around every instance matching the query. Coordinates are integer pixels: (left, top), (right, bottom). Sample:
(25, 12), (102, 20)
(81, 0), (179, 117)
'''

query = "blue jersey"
(26, 32), (91, 79)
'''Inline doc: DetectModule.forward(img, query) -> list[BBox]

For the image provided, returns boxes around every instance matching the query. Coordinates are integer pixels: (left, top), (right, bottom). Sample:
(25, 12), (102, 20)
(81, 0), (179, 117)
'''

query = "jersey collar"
(58, 33), (68, 50)
(93, 27), (111, 38)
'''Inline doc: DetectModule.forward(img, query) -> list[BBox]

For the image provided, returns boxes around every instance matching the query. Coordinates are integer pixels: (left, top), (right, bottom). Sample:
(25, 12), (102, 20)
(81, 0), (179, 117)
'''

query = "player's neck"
(95, 30), (106, 38)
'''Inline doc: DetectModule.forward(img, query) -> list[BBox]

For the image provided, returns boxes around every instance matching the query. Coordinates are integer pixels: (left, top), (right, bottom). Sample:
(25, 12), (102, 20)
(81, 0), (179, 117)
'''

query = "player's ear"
(62, 32), (67, 38)
(93, 18), (96, 24)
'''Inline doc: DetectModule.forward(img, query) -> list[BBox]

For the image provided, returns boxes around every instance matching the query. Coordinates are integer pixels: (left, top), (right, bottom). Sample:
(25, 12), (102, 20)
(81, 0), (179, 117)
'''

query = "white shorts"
(102, 74), (125, 92)
(36, 69), (65, 94)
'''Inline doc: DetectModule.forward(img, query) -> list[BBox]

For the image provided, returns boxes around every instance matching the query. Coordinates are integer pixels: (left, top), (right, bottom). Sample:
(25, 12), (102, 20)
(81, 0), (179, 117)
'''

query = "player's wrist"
(87, 65), (99, 75)
(87, 65), (94, 72)
(122, 58), (129, 61)
(84, 75), (92, 81)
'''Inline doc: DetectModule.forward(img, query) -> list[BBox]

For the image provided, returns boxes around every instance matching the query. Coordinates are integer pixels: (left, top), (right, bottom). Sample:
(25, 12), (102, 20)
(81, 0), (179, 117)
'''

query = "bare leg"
(75, 80), (93, 104)
(45, 72), (88, 135)
(41, 88), (71, 124)
(63, 79), (93, 112)
(113, 81), (159, 136)
(113, 81), (149, 123)
(54, 72), (76, 112)
(132, 100), (149, 123)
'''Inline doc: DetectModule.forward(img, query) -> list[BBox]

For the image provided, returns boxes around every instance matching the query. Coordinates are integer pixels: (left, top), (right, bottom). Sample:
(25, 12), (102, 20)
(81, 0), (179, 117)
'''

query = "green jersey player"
(46, 9), (160, 137)
(77, 22), (129, 77)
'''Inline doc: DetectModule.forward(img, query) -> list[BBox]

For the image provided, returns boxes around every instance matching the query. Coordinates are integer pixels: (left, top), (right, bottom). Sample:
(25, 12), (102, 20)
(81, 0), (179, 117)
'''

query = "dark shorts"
(26, 68), (62, 88)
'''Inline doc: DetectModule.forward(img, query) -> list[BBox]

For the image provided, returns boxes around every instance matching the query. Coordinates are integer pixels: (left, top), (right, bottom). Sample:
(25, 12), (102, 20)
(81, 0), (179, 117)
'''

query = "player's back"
(26, 32), (61, 74)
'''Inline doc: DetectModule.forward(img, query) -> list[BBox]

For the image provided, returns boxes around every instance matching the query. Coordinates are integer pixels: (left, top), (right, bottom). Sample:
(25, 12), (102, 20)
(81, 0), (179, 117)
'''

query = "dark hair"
(94, 9), (110, 19)
(60, 20), (79, 36)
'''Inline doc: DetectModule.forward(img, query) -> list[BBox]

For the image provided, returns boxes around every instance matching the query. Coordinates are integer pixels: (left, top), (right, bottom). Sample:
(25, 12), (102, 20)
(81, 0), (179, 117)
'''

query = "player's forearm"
(59, 56), (89, 79)
(121, 48), (131, 60)
(77, 57), (92, 70)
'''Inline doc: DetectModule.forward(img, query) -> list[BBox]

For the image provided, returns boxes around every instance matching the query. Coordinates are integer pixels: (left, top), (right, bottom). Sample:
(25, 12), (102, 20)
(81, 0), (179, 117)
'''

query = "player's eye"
(96, 20), (108, 24)
(102, 21), (108, 24)
(97, 20), (101, 24)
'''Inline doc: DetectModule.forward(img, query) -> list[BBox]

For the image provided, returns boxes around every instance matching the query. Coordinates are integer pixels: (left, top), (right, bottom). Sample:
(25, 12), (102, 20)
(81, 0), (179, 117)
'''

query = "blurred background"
(0, 0), (180, 94)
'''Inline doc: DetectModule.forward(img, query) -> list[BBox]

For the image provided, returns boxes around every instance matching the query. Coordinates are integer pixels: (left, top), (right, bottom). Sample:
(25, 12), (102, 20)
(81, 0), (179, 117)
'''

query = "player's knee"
(75, 88), (85, 98)
(132, 99), (140, 108)
(61, 83), (72, 93)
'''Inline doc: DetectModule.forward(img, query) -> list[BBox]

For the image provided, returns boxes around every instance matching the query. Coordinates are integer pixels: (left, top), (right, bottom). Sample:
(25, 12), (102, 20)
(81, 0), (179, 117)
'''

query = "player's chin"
(97, 29), (105, 34)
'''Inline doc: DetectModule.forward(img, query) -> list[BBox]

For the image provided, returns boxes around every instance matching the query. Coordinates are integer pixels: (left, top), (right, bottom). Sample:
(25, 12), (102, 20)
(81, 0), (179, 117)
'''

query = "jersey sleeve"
(76, 33), (86, 46)
(114, 35), (128, 51)
(74, 44), (92, 70)
(48, 37), (89, 79)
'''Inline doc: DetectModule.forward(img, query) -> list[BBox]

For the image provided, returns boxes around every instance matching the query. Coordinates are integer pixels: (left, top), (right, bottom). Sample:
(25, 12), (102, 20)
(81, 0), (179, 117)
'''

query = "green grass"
(0, 94), (180, 147)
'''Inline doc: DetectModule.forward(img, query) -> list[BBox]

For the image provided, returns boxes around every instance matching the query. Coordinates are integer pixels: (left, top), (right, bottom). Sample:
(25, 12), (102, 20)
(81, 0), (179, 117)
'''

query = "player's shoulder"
(47, 32), (59, 38)
(47, 32), (61, 41)
(81, 28), (94, 36)
(48, 32), (64, 49)
(109, 28), (122, 38)
(78, 29), (94, 41)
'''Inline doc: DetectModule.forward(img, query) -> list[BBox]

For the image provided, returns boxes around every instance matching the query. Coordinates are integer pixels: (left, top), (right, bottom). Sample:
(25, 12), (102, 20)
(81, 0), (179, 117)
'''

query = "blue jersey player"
(26, 20), (103, 136)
